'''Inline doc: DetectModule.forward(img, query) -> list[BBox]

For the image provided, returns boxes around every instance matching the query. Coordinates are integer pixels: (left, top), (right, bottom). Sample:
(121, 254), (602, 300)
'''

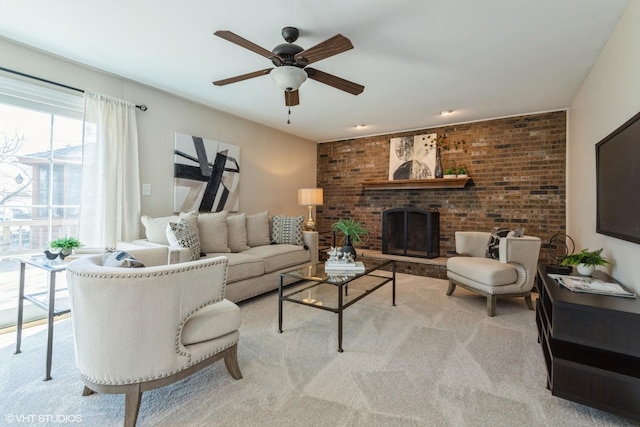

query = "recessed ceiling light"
(354, 124), (366, 128)
(440, 110), (453, 116)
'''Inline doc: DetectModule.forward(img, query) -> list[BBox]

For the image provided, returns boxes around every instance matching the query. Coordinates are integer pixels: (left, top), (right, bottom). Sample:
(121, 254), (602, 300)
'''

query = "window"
(0, 74), (83, 329)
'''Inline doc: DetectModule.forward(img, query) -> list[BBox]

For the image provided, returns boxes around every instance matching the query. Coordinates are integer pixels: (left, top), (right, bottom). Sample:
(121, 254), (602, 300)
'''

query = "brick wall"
(316, 111), (566, 268)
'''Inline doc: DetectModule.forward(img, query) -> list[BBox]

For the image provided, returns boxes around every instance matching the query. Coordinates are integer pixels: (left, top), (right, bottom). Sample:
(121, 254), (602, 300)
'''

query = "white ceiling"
(0, 0), (630, 142)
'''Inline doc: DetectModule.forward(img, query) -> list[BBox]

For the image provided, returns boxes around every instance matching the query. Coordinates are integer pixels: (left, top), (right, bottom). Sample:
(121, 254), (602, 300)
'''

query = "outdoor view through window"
(0, 90), (84, 329)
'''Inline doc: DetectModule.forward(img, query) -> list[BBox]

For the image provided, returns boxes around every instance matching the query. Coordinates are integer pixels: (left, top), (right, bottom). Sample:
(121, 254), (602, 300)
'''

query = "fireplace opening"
(382, 208), (439, 259)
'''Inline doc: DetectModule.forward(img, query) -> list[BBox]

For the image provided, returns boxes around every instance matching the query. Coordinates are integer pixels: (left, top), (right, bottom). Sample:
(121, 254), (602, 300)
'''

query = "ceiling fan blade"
(285, 90), (300, 106)
(214, 30), (282, 63)
(212, 68), (273, 86)
(294, 34), (353, 65)
(305, 68), (364, 95)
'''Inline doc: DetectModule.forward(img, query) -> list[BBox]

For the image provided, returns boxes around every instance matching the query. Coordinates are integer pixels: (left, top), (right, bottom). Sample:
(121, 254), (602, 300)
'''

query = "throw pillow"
(197, 211), (230, 253)
(246, 210), (271, 247)
(166, 218), (201, 261)
(102, 250), (145, 268)
(271, 215), (304, 246)
(486, 227), (524, 259)
(227, 213), (250, 252)
(141, 211), (198, 245)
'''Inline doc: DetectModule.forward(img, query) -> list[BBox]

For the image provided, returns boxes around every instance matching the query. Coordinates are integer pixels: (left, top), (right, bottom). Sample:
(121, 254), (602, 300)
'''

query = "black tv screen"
(596, 111), (640, 244)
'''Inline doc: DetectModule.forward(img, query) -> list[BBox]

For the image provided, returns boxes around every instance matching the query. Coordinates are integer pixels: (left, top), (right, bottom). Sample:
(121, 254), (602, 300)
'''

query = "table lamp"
(298, 188), (323, 231)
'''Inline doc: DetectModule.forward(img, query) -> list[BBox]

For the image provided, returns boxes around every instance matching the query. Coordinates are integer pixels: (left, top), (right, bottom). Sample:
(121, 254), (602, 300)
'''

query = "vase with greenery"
(561, 248), (609, 276)
(46, 236), (83, 260)
(443, 167), (457, 178)
(331, 218), (369, 260)
(456, 165), (468, 177)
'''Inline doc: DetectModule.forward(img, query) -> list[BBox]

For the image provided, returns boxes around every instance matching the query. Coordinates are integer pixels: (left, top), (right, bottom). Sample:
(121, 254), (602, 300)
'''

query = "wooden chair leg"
(487, 295), (497, 317)
(524, 294), (534, 310)
(124, 384), (142, 427)
(224, 344), (243, 380)
(446, 280), (456, 296)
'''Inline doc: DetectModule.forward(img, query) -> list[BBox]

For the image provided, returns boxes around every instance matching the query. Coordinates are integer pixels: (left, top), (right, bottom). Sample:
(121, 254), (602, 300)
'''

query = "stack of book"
(549, 274), (636, 298)
(324, 261), (365, 274)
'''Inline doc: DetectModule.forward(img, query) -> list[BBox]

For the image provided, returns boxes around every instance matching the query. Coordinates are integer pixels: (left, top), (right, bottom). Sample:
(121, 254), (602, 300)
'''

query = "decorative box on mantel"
(361, 177), (470, 190)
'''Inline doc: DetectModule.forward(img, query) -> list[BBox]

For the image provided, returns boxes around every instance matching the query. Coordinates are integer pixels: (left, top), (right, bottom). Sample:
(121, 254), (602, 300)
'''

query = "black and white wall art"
(388, 133), (437, 180)
(174, 132), (240, 213)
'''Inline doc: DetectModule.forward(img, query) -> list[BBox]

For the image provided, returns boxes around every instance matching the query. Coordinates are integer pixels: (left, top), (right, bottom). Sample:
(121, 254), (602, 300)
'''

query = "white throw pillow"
(166, 218), (201, 261)
(102, 250), (146, 268)
(197, 211), (230, 253)
(141, 211), (198, 245)
(247, 211), (271, 247)
(227, 213), (250, 252)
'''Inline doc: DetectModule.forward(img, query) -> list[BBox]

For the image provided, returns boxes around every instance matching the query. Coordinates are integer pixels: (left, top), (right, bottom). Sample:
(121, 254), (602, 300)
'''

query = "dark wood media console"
(536, 267), (640, 421)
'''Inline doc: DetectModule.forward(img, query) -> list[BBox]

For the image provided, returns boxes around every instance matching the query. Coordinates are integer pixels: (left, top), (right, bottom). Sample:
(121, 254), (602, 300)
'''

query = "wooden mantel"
(361, 177), (471, 190)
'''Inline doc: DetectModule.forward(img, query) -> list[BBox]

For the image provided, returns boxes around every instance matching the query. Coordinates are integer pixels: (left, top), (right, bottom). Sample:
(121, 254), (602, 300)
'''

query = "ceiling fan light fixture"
(270, 66), (307, 91)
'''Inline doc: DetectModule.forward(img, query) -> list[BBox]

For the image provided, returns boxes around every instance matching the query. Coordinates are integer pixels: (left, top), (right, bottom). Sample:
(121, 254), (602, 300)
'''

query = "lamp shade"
(270, 66), (307, 91)
(298, 188), (323, 206)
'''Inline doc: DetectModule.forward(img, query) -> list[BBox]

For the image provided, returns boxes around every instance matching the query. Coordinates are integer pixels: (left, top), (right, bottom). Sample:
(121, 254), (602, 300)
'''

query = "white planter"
(443, 174), (457, 179)
(457, 174), (468, 178)
(576, 263), (595, 276)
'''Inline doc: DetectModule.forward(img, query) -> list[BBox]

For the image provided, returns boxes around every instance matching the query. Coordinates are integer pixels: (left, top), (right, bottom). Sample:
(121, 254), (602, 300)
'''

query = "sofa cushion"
(198, 211), (230, 253)
(227, 213), (250, 252)
(242, 244), (310, 273)
(271, 215), (304, 246)
(167, 219), (200, 261)
(201, 252), (265, 283)
(141, 211), (198, 245)
(246, 210), (271, 247)
(447, 256), (518, 287)
(181, 299), (241, 346)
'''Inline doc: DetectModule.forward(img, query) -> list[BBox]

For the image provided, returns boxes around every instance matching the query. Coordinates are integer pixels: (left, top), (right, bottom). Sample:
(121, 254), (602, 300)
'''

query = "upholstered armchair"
(66, 247), (242, 427)
(446, 231), (541, 316)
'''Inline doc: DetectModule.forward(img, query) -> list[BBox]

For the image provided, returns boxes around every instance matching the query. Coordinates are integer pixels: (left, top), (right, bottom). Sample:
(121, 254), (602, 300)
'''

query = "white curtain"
(79, 92), (141, 248)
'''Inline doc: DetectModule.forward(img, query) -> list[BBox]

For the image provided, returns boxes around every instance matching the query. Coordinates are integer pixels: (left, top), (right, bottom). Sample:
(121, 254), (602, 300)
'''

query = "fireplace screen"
(382, 208), (439, 258)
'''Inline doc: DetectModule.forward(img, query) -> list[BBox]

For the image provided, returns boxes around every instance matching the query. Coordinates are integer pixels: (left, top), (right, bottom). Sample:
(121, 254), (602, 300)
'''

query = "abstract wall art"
(388, 133), (437, 180)
(174, 132), (240, 213)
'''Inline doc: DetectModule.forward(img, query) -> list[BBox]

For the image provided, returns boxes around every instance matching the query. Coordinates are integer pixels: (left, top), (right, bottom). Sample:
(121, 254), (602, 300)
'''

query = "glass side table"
(14, 257), (71, 381)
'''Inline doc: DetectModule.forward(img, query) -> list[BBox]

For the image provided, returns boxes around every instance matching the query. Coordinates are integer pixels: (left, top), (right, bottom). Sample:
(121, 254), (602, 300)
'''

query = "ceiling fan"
(212, 27), (364, 108)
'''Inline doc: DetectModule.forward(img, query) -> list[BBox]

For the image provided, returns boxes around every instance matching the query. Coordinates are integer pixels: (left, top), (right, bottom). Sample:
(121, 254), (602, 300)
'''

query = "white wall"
(568, 1), (640, 289)
(0, 37), (317, 234)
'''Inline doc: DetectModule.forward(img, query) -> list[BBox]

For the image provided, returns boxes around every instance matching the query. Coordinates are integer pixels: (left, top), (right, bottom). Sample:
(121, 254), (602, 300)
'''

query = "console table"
(536, 267), (640, 421)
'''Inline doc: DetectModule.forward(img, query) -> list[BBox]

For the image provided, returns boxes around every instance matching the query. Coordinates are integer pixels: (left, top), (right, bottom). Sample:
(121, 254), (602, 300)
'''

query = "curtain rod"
(0, 66), (148, 111)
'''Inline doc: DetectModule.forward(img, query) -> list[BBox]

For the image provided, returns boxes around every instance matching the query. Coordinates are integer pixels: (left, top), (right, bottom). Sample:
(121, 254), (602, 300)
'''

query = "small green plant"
(457, 165), (468, 175)
(444, 167), (457, 175)
(331, 218), (369, 244)
(561, 248), (609, 267)
(49, 236), (83, 252)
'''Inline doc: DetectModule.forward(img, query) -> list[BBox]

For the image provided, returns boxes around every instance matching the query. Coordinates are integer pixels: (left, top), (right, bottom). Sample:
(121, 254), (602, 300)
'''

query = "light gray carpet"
(1, 273), (638, 426)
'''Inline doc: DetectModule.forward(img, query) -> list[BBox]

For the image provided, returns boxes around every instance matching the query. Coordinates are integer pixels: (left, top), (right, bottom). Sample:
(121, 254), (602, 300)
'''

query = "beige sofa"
(118, 210), (318, 303)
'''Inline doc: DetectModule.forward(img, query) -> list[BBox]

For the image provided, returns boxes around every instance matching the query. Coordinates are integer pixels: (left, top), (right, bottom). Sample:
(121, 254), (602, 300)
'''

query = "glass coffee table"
(278, 257), (396, 352)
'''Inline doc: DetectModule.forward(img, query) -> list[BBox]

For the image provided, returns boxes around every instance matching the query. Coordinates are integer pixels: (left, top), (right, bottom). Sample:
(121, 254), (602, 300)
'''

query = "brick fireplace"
(315, 111), (567, 276)
(382, 208), (440, 259)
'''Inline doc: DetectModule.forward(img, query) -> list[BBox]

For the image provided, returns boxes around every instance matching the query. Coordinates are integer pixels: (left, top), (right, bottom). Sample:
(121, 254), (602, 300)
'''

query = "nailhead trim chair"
(446, 231), (541, 316)
(66, 247), (242, 427)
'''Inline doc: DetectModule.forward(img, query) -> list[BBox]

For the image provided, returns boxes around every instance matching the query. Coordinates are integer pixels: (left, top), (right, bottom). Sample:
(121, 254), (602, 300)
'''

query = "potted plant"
(456, 165), (468, 178)
(46, 236), (83, 260)
(443, 167), (457, 179)
(561, 248), (609, 276)
(331, 218), (369, 260)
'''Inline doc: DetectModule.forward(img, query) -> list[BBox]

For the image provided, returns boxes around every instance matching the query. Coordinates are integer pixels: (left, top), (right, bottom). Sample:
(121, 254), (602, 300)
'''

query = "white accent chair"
(66, 247), (242, 427)
(446, 231), (541, 316)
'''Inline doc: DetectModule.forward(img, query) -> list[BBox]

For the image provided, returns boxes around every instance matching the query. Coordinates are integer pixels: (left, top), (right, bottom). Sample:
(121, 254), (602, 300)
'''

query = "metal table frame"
(14, 257), (70, 381)
(278, 258), (396, 352)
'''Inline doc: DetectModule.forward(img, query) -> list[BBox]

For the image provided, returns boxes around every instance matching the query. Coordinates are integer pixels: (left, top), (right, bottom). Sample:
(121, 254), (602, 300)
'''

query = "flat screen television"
(596, 111), (640, 244)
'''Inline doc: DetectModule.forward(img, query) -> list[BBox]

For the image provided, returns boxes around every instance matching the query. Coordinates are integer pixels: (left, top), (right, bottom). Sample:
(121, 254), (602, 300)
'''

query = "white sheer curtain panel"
(79, 92), (141, 248)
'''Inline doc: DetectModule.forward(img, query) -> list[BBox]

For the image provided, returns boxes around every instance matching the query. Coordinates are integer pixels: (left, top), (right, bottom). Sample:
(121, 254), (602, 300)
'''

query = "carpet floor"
(1, 273), (638, 426)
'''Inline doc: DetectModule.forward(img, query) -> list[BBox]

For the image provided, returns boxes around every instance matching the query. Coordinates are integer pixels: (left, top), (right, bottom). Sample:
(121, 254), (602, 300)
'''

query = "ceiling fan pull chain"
(287, 107), (291, 124)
